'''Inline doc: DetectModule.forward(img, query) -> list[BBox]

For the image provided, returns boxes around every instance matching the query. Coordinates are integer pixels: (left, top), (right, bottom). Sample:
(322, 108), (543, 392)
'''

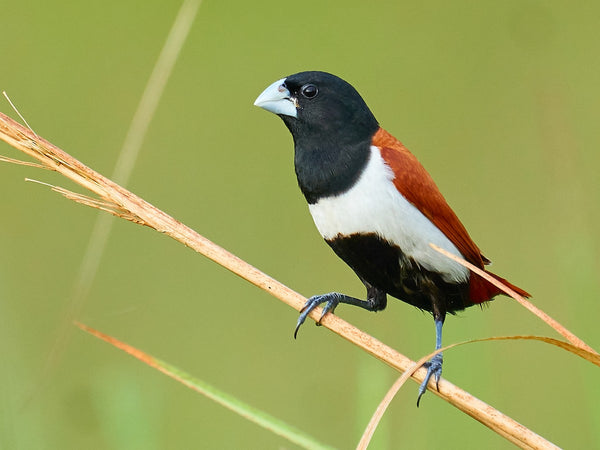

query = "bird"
(254, 71), (530, 405)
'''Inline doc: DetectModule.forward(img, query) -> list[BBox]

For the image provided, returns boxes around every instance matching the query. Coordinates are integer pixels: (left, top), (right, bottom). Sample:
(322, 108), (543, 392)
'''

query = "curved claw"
(293, 293), (341, 339)
(416, 353), (443, 407)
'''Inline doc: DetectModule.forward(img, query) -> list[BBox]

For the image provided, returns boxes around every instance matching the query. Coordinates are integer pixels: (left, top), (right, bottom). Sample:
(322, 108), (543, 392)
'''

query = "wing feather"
(373, 128), (530, 302)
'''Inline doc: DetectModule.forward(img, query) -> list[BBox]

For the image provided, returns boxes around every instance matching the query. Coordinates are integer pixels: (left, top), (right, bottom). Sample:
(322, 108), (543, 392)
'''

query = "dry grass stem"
(0, 111), (558, 449)
(0, 155), (48, 168)
(430, 244), (597, 355)
(25, 178), (143, 223)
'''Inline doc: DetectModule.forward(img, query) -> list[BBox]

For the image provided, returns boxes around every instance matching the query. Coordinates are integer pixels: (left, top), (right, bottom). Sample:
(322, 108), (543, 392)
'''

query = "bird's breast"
(308, 146), (469, 284)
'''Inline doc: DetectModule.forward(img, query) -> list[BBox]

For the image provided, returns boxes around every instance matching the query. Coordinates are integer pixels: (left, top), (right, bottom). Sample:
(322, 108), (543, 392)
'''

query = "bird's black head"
(255, 71), (380, 203)
(254, 71), (378, 147)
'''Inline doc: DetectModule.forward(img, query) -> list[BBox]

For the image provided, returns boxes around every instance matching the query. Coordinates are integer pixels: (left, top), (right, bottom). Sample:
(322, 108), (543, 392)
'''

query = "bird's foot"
(417, 352), (443, 407)
(294, 292), (343, 339)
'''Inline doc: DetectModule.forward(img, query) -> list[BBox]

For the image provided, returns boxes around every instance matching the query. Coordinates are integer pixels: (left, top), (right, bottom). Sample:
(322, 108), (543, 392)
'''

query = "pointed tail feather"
(469, 270), (531, 304)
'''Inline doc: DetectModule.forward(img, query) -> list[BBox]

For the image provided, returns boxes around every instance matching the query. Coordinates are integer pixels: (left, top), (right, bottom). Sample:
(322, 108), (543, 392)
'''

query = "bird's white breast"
(308, 146), (469, 283)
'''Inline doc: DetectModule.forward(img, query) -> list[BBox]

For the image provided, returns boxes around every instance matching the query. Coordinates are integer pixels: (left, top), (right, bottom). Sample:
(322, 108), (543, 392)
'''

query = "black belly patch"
(325, 233), (472, 314)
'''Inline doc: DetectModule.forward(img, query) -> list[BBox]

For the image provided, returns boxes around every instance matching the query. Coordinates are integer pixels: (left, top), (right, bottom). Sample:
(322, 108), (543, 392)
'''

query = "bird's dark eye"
(301, 84), (318, 99)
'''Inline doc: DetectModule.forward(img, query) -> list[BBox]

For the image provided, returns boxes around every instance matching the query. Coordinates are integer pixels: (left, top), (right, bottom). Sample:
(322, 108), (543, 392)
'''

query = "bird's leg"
(294, 283), (387, 338)
(417, 317), (444, 406)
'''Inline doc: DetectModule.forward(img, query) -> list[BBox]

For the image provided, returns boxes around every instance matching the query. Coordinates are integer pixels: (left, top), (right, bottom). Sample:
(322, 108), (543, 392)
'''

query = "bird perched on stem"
(254, 71), (529, 405)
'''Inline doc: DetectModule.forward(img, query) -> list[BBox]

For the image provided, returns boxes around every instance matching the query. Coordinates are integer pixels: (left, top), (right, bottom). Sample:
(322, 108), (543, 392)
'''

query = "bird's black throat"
(281, 112), (378, 204)
(291, 132), (373, 204)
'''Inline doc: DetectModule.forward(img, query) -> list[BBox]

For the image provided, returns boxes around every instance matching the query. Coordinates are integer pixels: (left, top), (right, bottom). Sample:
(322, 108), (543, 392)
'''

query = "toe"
(294, 293), (341, 336)
(294, 295), (328, 338)
(416, 354), (444, 406)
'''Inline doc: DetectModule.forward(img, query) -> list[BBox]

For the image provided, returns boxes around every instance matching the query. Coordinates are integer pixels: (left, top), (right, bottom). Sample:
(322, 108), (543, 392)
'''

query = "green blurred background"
(1, 0), (598, 448)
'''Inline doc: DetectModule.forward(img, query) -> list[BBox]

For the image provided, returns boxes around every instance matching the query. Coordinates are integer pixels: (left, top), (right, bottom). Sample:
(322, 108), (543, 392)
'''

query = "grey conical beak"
(254, 78), (297, 117)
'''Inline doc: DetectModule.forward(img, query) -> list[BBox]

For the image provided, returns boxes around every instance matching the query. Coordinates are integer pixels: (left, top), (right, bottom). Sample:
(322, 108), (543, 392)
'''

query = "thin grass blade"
(75, 322), (333, 450)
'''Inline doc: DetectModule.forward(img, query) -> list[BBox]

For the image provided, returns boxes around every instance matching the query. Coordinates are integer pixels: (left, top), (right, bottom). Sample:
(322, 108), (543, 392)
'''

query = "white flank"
(308, 146), (469, 283)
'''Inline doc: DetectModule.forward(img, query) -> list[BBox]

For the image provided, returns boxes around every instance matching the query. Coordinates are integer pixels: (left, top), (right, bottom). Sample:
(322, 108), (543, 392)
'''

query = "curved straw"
(430, 244), (597, 354)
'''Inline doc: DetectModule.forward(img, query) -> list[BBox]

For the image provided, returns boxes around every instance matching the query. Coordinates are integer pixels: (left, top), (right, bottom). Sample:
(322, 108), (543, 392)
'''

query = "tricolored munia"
(254, 71), (529, 404)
